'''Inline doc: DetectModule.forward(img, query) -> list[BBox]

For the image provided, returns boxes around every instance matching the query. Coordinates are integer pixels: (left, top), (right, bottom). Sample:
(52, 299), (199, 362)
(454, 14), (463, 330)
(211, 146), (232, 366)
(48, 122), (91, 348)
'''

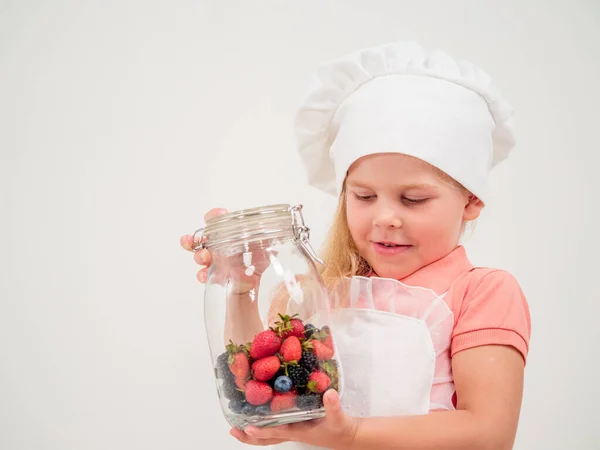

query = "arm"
(223, 281), (264, 346)
(350, 345), (525, 450)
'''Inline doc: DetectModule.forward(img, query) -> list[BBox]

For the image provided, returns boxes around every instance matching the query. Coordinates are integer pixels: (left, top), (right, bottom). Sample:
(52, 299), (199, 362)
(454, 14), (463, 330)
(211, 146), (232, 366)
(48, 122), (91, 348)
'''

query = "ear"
(463, 194), (484, 221)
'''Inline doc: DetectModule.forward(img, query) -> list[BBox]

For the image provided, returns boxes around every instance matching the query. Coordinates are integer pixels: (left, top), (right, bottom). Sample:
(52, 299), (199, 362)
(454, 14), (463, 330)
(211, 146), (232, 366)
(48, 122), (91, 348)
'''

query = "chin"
(368, 261), (414, 280)
(374, 269), (411, 280)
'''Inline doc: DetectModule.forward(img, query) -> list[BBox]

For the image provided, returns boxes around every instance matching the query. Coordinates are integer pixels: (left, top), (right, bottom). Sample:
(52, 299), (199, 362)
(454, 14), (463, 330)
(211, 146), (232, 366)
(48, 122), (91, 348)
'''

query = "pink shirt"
(401, 245), (531, 409)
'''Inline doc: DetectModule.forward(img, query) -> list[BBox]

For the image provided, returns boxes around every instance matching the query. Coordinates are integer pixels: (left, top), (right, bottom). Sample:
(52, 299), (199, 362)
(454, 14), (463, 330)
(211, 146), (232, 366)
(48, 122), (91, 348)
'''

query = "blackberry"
(299, 351), (318, 372)
(297, 394), (323, 411)
(287, 364), (310, 387)
(215, 352), (230, 379)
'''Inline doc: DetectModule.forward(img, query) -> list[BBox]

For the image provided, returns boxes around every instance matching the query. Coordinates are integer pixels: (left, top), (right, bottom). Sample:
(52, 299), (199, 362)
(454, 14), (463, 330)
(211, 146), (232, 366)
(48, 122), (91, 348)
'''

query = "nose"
(373, 206), (402, 229)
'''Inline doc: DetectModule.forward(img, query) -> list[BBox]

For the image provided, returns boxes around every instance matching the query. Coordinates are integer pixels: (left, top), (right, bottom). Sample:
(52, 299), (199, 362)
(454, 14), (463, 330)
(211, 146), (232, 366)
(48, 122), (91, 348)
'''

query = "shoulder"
(448, 267), (532, 362)
(449, 267), (527, 307)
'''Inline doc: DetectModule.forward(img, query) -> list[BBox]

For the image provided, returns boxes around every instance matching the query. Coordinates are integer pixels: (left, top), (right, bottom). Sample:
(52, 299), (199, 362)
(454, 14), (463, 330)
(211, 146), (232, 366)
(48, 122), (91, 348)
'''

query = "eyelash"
(403, 197), (427, 205)
(352, 193), (428, 205)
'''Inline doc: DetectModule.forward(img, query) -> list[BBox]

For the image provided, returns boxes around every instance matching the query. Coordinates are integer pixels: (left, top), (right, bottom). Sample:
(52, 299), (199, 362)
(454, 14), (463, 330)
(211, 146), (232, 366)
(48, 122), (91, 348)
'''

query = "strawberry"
(312, 340), (334, 361)
(252, 356), (281, 381)
(323, 334), (334, 351)
(273, 314), (305, 339)
(245, 380), (273, 406)
(235, 376), (247, 391)
(270, 390), (298, 413)
(307, 371), (331, 394)
(280, 336), (302, 362)
(250, 330), (281, 360)
(228, 352), (250, 379)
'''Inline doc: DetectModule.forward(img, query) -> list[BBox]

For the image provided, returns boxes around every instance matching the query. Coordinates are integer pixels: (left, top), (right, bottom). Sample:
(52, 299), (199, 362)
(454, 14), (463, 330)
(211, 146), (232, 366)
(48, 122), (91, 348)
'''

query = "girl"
(181, 41), (531, 449)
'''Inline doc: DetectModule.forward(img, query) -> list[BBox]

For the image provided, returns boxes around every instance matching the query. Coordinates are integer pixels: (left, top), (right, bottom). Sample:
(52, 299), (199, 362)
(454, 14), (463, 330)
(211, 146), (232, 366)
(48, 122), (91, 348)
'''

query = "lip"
(372, 242), (412, 256)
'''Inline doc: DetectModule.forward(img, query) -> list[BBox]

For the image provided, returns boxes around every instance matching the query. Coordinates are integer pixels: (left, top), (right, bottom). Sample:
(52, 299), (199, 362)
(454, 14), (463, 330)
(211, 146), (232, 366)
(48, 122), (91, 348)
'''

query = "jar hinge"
(290, 205), (325, 265)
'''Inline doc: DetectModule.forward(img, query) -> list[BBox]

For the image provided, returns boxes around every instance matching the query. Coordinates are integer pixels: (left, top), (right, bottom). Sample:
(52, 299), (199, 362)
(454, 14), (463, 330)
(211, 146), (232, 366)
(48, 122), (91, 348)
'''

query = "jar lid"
(192, 204), (324, 264)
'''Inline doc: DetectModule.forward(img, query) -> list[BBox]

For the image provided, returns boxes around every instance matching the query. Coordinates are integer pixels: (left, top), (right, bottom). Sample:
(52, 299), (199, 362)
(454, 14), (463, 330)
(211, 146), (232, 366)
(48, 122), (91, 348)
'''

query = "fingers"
(194, 249), (211, 266)
(180, 235), (194, 252)
(204, 208), (228, 222)
(244, 424), (293, 441)
(180, 208), (228, 253)
(230, 427), (285, 446)
(323, 389), (344, 424)
(196, 269), (208, 283)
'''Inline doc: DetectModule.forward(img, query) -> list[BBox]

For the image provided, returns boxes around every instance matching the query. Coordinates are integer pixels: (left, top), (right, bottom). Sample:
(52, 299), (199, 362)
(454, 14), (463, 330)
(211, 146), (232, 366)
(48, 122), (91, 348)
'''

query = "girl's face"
(345, 153), (483, 280)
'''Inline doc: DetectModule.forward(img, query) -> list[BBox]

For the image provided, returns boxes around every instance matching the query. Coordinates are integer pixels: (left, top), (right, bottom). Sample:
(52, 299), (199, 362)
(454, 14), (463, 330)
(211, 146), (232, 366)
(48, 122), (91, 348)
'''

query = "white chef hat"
(294, 41), (515, 205)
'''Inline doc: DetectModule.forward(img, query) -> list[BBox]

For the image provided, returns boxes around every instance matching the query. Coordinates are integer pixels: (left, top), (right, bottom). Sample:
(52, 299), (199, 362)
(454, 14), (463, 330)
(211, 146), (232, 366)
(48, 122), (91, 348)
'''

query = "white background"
(1, 1), (599, 449)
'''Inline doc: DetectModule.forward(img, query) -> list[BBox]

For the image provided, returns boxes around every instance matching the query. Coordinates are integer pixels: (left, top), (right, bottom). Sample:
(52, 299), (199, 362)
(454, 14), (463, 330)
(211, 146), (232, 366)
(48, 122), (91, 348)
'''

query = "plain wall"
(1, 0), (599, 449)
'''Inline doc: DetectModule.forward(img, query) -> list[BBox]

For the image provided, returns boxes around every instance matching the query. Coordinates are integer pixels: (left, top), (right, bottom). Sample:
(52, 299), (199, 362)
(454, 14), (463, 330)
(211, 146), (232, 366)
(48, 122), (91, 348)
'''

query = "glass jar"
(192, 204), (343, 429)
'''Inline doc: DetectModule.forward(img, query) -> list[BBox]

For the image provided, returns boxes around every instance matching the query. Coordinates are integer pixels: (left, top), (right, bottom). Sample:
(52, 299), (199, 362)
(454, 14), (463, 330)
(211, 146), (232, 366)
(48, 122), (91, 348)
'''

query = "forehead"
(346, 153), (446, 187)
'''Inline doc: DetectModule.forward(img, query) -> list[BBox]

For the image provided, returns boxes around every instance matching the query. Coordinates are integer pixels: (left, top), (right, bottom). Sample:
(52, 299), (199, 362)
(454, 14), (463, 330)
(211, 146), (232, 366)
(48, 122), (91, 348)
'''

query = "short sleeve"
(451, 270), (531, 363)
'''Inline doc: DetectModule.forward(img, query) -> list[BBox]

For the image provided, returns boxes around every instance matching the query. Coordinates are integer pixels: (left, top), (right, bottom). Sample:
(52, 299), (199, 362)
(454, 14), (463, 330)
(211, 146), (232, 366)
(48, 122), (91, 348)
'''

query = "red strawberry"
(307, 371), (331, 394)
(235, 376), (247, 390)
(245, 380), (273, 406)
(312, 340), (334, 361)
(250, 330), (282, 360)
(273, 314), (305, 339)
(252, 356), (281, 381)
(228, 352), (250, 379)
(285, 319), (305, 339)
(270, 391), (298, 412)
(323, 334), (334, 351)
(280, 336), (302, 362)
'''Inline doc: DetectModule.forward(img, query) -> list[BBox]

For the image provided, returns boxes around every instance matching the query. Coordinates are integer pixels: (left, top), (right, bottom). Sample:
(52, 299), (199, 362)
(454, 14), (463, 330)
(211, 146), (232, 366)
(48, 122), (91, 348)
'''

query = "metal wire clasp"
(192, 227), (206, 252)
(289, 204), (324, 265)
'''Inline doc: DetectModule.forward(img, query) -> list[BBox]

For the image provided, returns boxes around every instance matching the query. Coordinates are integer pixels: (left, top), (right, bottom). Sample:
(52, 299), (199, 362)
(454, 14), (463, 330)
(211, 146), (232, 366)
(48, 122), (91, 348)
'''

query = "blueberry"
(274, 376), (293, 393)
(241, 403), (256, 416)
(304, 324), (317, 339)
(228, 399), (245, 414)
(255, 405), (271, 416)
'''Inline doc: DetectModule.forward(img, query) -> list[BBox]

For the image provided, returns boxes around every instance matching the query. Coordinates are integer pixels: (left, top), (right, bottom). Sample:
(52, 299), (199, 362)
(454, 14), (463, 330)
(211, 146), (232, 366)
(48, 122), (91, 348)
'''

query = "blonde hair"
(318, 185), (371, 290)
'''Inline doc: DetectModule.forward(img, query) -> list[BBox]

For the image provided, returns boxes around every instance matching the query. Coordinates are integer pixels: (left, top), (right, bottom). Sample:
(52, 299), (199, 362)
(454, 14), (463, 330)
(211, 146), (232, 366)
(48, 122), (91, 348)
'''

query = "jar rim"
(204, 204), (292, 228)
(194, 204), (295, 251)
(192, 204), (324, 265)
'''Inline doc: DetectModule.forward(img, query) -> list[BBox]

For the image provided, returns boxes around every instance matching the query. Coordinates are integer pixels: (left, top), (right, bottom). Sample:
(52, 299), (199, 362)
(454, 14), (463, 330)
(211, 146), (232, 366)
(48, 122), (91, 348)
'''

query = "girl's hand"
(180, 208), (228, 284)
(180, 208), (273, 294)
(229, 390), (360, 449)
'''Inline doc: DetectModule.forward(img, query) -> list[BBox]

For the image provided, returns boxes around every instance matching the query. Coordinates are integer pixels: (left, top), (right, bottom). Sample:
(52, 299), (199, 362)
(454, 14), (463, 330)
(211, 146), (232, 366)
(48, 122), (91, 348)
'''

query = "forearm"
(351, 410), (513, 450)
(223, 281), (264, 345)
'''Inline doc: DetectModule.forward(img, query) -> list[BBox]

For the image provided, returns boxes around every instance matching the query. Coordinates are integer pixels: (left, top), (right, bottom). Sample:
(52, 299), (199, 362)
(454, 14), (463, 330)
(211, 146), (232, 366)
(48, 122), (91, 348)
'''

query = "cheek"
(346, 202), (370, 239)
(406, 204), (463, 239)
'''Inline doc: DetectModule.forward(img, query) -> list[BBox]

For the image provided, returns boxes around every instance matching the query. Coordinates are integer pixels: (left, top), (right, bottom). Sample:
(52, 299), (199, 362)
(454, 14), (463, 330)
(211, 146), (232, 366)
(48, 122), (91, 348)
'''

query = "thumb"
(323, 389), (345, 424)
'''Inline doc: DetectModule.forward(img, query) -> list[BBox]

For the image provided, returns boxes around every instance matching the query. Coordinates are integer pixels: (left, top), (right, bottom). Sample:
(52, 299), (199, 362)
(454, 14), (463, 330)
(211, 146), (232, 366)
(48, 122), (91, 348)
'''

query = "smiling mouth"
(372, 241), (412, 255)
(377, 242), (405, 247)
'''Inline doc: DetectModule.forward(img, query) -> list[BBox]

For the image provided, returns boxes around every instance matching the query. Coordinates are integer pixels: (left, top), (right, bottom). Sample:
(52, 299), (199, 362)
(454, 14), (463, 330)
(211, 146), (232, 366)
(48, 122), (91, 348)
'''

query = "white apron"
(275, 276), (454, 450)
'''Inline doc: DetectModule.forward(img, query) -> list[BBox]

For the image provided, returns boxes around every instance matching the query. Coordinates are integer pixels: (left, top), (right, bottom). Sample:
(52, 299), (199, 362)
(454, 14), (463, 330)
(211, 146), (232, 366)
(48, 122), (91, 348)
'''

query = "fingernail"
(200, 271), (207, 283)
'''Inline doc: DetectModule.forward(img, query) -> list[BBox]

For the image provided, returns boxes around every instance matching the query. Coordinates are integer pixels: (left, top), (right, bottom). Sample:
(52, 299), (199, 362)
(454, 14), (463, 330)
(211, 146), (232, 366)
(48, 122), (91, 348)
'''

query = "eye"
(353, 193), (375, 201)
(402, 196), (428, 205)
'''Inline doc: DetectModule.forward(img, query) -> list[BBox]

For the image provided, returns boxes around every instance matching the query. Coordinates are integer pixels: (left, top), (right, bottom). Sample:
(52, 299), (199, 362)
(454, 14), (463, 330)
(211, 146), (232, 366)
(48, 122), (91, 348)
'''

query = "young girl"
(181, 41), (531, 449)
